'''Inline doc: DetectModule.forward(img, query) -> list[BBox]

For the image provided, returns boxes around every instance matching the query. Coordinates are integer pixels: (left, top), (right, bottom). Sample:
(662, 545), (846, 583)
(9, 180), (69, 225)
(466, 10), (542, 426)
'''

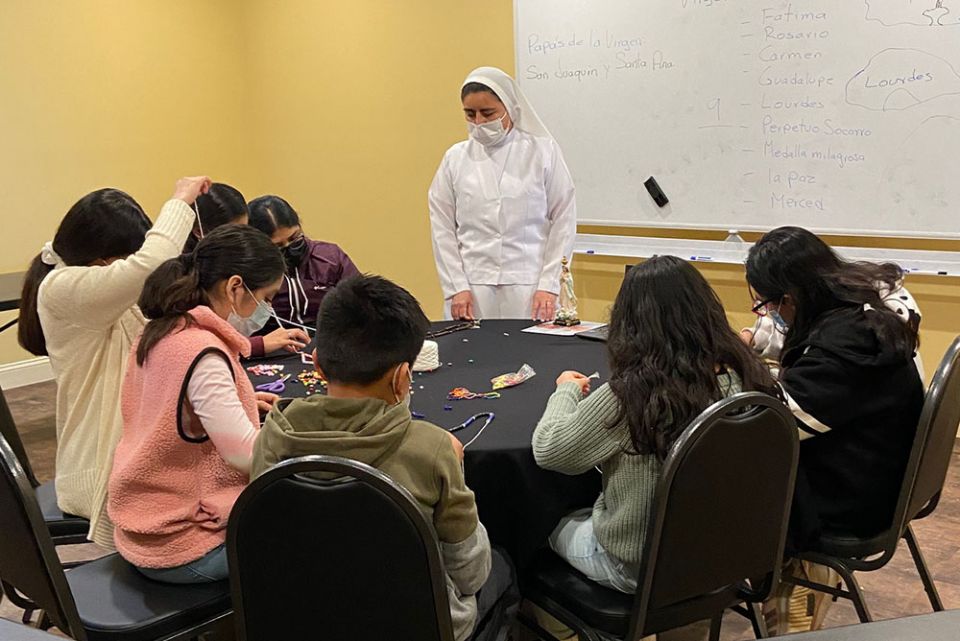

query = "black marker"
(644, 176), (669, 208)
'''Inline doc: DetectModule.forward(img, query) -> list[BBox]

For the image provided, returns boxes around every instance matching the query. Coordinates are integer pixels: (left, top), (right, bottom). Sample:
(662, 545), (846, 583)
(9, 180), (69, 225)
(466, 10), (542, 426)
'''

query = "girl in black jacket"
(746, 226), (924, 549)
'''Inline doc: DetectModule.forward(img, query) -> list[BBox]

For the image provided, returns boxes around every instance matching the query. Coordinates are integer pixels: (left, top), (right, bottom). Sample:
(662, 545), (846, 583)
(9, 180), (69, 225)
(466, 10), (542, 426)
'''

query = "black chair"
(0, 385), (89, 545)
(787, 336), (960, 622)
(0, 433), (232, 640)
(520, 392), (799, 641)
(228, 455), (456, 641)
(0, 385), (90, 622)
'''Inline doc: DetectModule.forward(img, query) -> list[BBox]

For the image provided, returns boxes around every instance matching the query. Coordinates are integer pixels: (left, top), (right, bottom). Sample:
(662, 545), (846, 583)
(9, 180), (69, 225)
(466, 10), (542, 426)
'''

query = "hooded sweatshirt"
(252, 395), (491, 641)
(782, 304), (924, 548)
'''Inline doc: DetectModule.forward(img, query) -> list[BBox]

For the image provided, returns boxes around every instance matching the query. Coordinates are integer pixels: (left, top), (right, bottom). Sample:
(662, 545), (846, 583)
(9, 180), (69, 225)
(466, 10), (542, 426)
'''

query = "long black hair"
(18, 188), (151, 356)
(137, 225), (285, 365)
(183, 183), (249, 253)
(745, 226), (918, 358)
(247, 195), (301, 237)
(607, 255), (780, 459)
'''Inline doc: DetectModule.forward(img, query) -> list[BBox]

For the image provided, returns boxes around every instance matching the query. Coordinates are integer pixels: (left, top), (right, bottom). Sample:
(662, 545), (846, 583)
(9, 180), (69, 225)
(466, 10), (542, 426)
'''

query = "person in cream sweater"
(18, 176), (210, 547)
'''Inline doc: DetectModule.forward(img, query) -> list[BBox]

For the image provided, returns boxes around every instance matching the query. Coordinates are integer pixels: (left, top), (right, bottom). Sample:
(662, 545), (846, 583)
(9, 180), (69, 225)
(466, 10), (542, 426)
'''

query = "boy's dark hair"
(315, 275), (429, 385)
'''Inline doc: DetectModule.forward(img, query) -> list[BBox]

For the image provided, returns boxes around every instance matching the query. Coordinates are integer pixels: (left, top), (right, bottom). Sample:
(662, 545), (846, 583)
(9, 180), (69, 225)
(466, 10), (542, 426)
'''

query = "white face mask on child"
(227, 285), (273, 337)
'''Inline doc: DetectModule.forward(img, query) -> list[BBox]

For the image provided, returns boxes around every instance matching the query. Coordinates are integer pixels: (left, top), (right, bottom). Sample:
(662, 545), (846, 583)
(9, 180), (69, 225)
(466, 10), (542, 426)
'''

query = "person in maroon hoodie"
(248, 195), (360, 336)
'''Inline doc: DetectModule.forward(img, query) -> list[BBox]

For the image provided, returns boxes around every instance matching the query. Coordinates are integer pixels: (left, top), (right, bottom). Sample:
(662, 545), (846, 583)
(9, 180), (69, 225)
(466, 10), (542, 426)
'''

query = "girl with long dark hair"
(533, 255), (779, 592)
(18, 176), (209, 548)
(745, 227), (923, 545)
(109, 225), (286, 583)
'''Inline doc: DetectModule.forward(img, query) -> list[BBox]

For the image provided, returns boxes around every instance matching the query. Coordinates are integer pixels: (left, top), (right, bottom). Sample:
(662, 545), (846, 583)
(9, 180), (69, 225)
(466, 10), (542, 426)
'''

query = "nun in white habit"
(429, 66), (577, 321)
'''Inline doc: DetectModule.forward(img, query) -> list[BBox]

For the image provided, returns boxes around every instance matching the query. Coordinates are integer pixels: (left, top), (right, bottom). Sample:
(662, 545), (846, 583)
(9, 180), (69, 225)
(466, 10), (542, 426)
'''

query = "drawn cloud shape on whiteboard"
(879, 115), (960, 222)
(865, 0), (960, 26)
(845, 48), (960, 111)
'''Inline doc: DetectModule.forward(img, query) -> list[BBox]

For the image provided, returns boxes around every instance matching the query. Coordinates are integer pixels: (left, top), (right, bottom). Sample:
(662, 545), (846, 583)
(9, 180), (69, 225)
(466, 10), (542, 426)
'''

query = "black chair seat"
(65, 554), (230, 641)
(525, 549), (633, 636)
(526, 550), (748, 639)
(803, 530), (888, 562)
(35, 481), (89, 540)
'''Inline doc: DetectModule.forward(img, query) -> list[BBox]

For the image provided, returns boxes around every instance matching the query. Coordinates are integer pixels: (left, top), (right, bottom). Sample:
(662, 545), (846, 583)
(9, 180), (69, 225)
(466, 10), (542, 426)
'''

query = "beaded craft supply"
(447, 387), (501, 401)
(246, 364), (284, 377)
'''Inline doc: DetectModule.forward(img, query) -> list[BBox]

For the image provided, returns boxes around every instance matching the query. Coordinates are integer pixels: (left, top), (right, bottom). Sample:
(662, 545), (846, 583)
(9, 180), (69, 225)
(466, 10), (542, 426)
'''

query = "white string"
(462, 416), (495, 450)
(273, 312), (316, 334)
(193, 201), (204, 238)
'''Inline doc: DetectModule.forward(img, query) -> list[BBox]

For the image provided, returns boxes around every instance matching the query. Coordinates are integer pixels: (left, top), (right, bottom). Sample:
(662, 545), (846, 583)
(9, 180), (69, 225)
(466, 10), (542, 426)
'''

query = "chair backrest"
(899, 336), (960, 526)
(0, 435), (85, 639)
(628, 392), (799, 639)
(0, 386), (39, 488)
(227, 455), (455, 641)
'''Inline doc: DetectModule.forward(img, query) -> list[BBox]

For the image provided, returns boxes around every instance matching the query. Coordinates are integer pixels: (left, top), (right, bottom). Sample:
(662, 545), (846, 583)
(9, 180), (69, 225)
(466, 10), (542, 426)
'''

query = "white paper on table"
(521, 321), (606, 337)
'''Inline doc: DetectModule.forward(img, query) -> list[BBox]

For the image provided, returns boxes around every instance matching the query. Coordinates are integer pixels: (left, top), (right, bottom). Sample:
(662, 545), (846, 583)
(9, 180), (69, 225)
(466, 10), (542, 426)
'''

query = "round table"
(246, 319), (605, 568)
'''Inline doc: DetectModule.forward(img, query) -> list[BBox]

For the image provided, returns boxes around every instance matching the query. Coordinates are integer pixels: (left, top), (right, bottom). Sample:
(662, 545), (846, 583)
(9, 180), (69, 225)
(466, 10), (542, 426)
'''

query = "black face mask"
(283, 238), (307, 270)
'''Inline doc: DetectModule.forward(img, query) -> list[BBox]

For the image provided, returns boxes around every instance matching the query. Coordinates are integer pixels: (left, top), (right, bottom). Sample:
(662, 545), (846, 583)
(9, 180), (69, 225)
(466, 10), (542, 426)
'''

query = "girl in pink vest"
(109, 225), (286, 583)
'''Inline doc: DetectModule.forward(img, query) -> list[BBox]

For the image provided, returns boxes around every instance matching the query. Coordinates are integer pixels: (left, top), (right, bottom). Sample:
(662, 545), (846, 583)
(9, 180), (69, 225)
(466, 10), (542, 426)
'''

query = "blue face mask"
(227, 285), (273, 336)
(769, 302), (789, 332)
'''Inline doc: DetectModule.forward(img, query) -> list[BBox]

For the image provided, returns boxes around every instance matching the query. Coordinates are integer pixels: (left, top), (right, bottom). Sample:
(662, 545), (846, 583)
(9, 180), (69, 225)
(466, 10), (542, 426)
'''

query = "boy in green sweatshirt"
(252, 275), (514, 641)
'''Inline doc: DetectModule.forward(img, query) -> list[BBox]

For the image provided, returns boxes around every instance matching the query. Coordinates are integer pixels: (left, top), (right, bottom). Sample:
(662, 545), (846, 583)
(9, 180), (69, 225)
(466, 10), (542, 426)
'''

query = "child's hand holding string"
(556, 370), (592, 396)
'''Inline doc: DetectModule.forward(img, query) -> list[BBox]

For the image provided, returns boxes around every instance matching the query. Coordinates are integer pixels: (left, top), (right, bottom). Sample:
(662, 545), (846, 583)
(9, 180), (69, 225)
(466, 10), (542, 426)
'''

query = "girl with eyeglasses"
(744, 226), (923, 548)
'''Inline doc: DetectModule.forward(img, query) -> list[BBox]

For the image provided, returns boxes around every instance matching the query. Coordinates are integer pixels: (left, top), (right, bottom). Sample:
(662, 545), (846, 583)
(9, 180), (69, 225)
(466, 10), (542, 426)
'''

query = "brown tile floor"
(2, 381), (958, 639)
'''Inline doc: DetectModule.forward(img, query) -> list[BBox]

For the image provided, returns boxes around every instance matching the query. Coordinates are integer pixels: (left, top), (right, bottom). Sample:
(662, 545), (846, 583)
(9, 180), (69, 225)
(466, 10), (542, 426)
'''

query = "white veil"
(461, 66), (553, 139)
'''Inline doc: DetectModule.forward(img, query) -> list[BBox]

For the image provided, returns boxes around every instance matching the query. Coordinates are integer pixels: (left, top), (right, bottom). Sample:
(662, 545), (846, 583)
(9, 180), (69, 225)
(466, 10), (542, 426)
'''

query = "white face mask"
(391, 364), (411, 408)
(227, 285), (273, 336)
(467, 112), (510, 147)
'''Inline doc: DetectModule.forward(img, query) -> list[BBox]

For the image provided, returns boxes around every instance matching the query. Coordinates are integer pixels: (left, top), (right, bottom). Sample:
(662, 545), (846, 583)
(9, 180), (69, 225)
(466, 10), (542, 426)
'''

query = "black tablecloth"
(247, 319), (605, 567)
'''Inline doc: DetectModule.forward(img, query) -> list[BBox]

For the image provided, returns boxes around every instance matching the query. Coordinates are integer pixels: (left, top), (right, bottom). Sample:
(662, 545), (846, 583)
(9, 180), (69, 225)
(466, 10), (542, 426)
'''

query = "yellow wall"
(0, 0), (255, 363)
(2, 0), (959, 381)
(235, 0), (514, 313)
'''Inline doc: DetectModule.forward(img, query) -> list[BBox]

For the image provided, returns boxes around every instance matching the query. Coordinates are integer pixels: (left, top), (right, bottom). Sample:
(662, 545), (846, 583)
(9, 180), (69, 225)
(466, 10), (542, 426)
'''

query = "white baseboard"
(0, 357), (54, 390)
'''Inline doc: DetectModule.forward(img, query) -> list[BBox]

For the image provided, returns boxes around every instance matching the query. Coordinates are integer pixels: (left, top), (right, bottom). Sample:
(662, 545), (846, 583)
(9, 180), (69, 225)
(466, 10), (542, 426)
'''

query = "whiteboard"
(515, 0), (960, 238)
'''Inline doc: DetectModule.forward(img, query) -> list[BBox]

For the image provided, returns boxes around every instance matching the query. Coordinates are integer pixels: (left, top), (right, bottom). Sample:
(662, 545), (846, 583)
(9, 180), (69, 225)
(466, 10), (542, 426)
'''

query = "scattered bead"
(444, 405), (453, 411)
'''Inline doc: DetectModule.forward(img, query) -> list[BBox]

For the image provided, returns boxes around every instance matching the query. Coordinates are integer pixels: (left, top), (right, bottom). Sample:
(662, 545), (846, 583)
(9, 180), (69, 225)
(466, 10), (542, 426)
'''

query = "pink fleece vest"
(109, 306), (258, 569)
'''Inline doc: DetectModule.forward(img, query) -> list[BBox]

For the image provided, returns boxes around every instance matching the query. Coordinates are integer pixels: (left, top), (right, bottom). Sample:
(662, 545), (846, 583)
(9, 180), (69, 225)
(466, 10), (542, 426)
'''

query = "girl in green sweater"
(533, 255), (779, 593)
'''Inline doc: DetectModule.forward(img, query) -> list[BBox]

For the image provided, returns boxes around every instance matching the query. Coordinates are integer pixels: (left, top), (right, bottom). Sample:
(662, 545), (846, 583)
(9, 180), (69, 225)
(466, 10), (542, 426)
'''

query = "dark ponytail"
(137, 225), (285, 365)
(18, 189), (151, 356)
(183, 183), (249, 253)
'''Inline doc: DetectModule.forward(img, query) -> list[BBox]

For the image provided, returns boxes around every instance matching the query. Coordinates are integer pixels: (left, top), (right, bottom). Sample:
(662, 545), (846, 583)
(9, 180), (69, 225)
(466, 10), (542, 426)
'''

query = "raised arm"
(44, 177), (210, 327)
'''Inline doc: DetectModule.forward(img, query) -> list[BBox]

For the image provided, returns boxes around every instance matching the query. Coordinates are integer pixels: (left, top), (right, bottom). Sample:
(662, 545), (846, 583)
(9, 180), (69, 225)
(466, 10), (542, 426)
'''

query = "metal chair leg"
(747, 602), (768, 639)
(833, 563), (872, 623)
(904, 524), (945, 612)
(708, 614), (723, 641)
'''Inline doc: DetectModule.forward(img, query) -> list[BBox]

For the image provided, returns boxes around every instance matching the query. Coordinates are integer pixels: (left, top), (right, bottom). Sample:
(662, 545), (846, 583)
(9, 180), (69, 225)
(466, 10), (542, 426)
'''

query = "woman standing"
(429, 67), (577, 321)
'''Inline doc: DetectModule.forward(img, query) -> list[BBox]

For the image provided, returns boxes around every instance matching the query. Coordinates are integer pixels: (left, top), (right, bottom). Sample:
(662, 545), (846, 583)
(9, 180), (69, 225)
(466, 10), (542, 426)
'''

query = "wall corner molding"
(0, 357), (53, 390)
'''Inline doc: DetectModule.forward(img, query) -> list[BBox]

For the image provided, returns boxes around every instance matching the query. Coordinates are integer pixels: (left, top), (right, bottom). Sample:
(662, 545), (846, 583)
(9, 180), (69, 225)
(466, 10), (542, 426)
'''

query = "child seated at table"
(108, 225), (286, 583)
(18, 176), (209, 548)
(252, 275), (515, 641)
(182, 182), (248, 253)
(532, 255), (780, 593)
